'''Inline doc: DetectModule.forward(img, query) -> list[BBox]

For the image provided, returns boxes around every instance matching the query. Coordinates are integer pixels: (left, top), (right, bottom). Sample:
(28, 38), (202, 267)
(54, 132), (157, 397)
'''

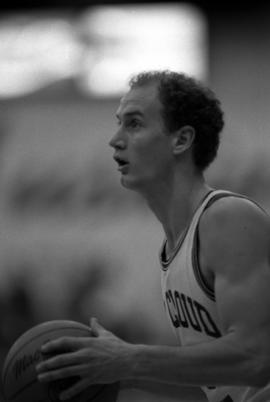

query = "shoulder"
(201, 194), (269, 235)
(199, 194), (270, 271)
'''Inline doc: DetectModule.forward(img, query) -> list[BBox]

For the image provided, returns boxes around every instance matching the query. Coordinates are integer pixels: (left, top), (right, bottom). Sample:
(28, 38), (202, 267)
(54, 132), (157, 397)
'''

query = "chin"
(121, 175), (152, 195)
(120, 175), (142, 191)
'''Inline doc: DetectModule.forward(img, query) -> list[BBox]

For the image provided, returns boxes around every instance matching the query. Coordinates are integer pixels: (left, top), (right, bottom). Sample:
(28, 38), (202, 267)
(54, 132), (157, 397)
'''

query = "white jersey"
(160, 190), (270, 402)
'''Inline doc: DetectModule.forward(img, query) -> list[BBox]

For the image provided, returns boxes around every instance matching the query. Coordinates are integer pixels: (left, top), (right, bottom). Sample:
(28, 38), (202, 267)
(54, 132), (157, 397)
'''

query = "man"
(36, 71), (270, 402)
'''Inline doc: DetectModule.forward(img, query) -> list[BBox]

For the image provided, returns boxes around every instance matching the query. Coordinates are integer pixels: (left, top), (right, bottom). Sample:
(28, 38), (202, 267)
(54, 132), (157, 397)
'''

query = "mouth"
(114, 156), (129, 172)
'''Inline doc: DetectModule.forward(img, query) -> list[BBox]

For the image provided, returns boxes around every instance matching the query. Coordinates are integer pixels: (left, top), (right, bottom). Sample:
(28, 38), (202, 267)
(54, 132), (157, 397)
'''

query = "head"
(129, 70), (224, 171)
(109, 70), (224, 192)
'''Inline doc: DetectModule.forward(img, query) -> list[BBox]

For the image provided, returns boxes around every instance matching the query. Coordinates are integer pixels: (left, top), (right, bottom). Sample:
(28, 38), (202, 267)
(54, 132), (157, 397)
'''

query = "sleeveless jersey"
(160, 190), (270, 402)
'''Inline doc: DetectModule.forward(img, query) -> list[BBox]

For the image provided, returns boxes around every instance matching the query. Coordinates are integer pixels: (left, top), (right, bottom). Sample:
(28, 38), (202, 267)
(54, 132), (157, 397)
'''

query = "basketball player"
(36, 71), (270, 402)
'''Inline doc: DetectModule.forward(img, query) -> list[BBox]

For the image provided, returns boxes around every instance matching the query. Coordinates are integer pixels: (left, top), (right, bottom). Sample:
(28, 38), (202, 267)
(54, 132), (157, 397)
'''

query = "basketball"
(2, 320), (119, 402)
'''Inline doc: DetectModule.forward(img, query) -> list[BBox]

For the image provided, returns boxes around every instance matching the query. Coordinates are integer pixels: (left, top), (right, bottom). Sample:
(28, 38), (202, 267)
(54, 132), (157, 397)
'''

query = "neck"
(140, 170), (212, 253)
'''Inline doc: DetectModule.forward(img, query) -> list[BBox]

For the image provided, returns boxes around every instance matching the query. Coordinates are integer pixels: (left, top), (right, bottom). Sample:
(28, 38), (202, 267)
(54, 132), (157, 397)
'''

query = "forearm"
(120, 379), (201, 401)
(126, 335), (265, 388)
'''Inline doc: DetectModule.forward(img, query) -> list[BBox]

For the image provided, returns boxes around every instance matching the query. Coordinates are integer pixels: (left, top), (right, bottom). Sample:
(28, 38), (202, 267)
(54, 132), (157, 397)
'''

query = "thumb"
(89, 317), (107, 337)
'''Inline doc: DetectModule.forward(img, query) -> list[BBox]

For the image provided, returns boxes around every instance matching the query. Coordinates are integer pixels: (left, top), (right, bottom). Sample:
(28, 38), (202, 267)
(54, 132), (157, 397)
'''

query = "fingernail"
(36, 364), (42, 372)
(37, 374), (45, 382)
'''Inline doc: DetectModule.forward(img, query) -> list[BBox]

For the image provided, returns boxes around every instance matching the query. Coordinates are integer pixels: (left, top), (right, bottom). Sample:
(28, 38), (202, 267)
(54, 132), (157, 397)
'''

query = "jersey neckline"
(160, 189), (214, 269)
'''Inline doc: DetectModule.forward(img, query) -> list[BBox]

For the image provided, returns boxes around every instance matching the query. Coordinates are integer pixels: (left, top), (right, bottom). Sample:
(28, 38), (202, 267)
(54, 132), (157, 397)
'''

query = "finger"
(89, 317), (99, 337)
(36, 352), (78, 373)
(90, 317), (108, 337)
(41, 336), (80, 354)
(37, 365), (82, 383)
(60, 379), (90, 401)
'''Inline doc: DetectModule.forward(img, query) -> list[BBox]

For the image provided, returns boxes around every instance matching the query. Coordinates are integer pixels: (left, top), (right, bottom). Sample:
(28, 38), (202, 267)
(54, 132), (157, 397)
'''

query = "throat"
(165, 226), (189, 261)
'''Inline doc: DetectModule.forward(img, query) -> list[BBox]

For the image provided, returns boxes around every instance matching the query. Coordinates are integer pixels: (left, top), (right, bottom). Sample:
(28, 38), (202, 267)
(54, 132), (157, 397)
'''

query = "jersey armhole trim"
(191, 190), (267, 302)
(192, 226), (216, 301)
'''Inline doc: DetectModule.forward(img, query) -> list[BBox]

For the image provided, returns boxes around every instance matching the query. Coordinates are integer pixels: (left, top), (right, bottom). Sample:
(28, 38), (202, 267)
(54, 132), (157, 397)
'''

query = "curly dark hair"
(129, 70), (224, 171)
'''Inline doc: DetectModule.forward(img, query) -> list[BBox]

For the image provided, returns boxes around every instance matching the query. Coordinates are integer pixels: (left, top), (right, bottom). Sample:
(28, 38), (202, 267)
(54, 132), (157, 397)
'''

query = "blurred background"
(0, 1), (269, 401)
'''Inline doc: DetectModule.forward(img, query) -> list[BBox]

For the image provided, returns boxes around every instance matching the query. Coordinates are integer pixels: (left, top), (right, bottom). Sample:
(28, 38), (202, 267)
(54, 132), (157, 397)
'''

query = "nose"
(109, 129), (126, 150)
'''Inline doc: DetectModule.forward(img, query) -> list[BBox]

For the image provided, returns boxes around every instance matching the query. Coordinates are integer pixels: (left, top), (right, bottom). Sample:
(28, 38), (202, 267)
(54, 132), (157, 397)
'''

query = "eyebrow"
(116, 110), (144, 120)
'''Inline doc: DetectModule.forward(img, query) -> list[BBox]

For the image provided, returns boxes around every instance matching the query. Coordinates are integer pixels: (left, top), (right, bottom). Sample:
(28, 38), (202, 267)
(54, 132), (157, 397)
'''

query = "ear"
(171, 125), (195, 156)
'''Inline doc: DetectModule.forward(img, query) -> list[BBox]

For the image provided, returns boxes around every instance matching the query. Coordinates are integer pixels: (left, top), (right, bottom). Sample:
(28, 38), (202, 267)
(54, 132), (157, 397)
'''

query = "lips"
(113, 155), (129, 168)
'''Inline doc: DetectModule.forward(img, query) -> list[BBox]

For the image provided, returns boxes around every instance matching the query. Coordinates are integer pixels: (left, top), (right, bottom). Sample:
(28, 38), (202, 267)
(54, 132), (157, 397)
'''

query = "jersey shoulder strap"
(204, 190), (267, 214)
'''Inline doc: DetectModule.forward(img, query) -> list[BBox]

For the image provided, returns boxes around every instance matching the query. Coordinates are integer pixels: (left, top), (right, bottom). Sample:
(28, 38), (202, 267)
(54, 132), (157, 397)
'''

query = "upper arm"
(200, 197), (270, 355)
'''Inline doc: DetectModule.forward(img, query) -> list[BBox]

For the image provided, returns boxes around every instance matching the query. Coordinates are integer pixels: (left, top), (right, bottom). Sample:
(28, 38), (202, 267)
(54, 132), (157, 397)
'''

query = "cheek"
(135, 142), (171, 174)
(133, 133), (169, 158)
(128, 128), (172, 173)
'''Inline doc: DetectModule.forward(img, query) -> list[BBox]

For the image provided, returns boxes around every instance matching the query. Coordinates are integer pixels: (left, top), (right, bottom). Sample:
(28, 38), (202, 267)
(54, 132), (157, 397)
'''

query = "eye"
(127, 119), (142, 129)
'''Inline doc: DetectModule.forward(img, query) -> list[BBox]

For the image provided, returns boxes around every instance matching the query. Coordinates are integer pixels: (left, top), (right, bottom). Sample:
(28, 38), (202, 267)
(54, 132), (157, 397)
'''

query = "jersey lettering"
(193, 300), (221, 338)
(165, 290), (221, 338)
(165, 289), (188, 328)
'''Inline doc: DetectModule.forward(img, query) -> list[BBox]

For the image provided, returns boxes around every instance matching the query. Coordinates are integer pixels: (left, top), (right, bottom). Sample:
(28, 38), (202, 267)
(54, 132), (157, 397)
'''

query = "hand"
(36, 318), (133, 400)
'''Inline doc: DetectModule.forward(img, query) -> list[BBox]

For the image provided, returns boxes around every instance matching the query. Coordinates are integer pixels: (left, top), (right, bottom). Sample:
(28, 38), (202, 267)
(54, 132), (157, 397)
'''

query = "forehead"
(116, 83), (162, 118)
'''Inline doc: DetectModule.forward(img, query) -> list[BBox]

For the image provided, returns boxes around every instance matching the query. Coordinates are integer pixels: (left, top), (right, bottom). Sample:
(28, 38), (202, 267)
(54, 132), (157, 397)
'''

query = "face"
(109, 83), (174, 192)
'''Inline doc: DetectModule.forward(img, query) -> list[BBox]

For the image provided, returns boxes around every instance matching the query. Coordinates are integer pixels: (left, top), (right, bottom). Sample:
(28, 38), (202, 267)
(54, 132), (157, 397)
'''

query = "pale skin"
(36, 83), (270, 400)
